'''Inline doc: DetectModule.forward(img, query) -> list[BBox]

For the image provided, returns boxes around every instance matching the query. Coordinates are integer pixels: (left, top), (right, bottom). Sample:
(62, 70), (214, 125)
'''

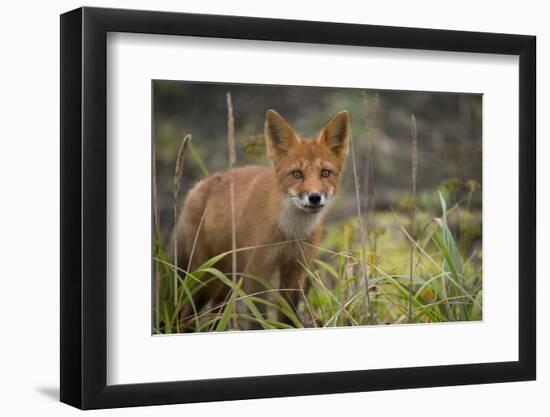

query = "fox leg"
(240, 249), (276, 329)
(278, 261), (307, 327)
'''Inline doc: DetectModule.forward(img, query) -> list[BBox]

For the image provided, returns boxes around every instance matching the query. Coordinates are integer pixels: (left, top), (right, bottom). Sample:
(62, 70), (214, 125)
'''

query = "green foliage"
(241, 134), (267, 163)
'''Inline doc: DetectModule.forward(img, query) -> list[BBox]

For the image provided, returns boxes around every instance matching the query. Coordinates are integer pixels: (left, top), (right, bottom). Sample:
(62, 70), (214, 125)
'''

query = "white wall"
(0, 0), (545, 415)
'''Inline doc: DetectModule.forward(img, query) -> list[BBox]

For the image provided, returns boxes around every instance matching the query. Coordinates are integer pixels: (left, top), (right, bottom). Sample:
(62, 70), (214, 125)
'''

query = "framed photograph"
(60, 6), (536, 409)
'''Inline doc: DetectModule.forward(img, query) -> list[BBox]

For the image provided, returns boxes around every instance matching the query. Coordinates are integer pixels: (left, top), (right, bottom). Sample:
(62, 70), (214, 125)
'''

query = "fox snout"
(292, 191), (330, 213)
(308, 192), (322, 206)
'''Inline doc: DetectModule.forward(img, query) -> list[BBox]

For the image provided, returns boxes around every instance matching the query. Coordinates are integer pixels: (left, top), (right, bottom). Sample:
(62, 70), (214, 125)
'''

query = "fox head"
(264, 109), (350, 215)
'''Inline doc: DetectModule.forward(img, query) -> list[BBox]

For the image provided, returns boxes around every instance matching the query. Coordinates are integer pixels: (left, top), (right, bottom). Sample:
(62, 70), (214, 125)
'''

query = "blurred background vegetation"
(153, 81), (482, 332)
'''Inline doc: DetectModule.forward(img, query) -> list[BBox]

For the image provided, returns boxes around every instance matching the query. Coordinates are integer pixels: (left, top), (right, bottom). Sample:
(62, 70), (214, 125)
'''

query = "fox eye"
(291, 170), (303, 179)
(321, 169), (332, 178)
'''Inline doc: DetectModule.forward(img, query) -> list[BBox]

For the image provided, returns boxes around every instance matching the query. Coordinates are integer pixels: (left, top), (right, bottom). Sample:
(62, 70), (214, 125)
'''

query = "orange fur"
(172, 110), (350, 327)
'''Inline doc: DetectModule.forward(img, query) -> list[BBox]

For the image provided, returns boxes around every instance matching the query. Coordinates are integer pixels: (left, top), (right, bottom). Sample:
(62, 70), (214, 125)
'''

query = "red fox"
(172, 109), (350, 327)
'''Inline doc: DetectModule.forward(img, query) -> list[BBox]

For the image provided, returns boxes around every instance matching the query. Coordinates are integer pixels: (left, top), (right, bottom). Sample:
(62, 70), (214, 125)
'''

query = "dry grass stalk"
(298, 279), (317, 327)
(408, 115), (418, 322)
(173, 134), (192, 307)
(186, 208), (208, 275)
(181, 207), (208, 330)
(363, 93), (379, 266)
(226, 92), (238, 328)
(152, 142), (161, 332)
(350, 132), (373, 324)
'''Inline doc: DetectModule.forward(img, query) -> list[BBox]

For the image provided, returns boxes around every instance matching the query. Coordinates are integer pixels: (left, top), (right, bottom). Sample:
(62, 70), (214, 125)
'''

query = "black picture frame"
(60, 6), (536, 410)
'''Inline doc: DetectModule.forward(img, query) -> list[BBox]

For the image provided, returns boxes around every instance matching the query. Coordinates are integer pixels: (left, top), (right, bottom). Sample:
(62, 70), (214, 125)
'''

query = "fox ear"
(319, 111), (350, 158)
(264, 109), (299, 160)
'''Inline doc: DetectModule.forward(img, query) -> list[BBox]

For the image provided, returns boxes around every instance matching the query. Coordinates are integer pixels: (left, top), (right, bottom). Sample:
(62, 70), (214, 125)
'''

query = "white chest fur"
(278, 198), (323, 240)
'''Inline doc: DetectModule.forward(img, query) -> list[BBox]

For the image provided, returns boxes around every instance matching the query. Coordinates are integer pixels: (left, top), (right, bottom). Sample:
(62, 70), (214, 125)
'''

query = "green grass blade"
(162, 302), (172, 333)
(188, 142), (209, 177)
(471, 290), (483, 320)
(314, 259), (340, 280)
(197, 267), (271, 329)
(215, 277), (243, 331)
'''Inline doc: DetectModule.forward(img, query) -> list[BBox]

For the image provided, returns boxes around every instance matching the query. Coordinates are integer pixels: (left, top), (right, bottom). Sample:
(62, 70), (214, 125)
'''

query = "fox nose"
(308, 192), (322, 206)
